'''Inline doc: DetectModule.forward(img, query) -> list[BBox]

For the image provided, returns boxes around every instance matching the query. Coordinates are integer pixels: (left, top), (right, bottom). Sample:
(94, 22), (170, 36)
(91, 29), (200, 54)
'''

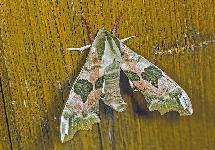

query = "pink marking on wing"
(133, 79), (146, 91)
(84, 89), (102, 110)
(89, 57), (101, 84)
(127, 61), (142, 73)
(133, 79), (173, 96)
(66, 94), (84, 113)
(89, 67), (100, 84)
(72, 103), (84, 113)
(121, 52), (142, 73)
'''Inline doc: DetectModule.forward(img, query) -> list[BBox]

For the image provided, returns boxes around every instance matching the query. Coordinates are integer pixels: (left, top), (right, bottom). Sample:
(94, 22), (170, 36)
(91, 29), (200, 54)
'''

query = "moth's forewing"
(60, 49), (102, 142)
(120, 44), (193, 116)
(60, 30), (125, 142)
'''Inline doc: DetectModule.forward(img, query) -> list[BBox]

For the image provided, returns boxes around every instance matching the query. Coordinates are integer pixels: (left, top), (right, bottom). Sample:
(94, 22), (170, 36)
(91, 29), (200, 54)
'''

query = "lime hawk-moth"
(60, 14), (193, 142)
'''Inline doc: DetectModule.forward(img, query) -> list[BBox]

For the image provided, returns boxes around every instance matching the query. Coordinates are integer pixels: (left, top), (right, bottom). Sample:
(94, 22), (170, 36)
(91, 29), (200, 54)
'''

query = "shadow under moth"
(60, 14), (193, 142)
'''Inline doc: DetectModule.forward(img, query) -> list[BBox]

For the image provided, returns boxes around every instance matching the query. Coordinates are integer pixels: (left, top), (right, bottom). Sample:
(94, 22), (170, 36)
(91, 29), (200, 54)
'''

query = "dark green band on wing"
(105, 73), (119, 80)
(124, 71), (140, 81)
(111, 36), (120, 49)
(109, 34), (120, 49)
(144, 87), (191, 115)
(95, 32), (106, 59)
(107, 36), (114, 52)
(105, 60), (120, 80)
(62, 112), (100, 142)
(94, 31), (120, 59)
(141, 65), (162, 87)
(74, 79), (93, 102)
(95, 76), (104, 89)
(107, 35), (120, 54)
(169, 87), (183, 103)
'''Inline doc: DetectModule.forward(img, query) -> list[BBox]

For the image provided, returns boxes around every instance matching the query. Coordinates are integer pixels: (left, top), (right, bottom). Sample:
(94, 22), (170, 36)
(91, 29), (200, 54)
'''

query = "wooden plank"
(0, 3), (13, 147)
(0, 79), (13, 150)
(1, 0), (215, 149)
(0, 42), (12, 150)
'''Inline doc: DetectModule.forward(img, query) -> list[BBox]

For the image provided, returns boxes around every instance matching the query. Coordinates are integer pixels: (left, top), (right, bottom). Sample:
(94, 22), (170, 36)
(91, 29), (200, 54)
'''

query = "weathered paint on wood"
(1, 0), (215, 149)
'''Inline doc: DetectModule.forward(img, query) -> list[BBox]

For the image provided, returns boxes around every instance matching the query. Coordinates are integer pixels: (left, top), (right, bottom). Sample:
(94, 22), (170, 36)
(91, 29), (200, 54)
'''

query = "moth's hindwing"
(60, 50), (103, 142)
(120, 44), (193, 116)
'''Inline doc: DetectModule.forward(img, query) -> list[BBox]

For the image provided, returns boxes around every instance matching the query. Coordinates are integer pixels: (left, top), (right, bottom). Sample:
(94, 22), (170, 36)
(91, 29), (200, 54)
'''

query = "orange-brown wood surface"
(1, 0), (215, 149)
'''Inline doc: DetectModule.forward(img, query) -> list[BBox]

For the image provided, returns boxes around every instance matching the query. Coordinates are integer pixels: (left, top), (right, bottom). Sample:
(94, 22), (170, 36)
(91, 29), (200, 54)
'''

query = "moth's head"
(96, 29), (112, 37)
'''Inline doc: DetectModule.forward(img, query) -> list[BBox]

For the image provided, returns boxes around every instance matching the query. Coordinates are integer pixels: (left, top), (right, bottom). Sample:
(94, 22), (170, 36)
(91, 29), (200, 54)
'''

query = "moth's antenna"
(81, 15), (95, 43)
(112, 12), (123, 34)
(100, 1), (105, 29)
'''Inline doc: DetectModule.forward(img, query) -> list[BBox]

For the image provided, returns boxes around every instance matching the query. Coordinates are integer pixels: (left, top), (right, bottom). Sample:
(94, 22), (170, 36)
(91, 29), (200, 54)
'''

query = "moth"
(60, 14), (193, 142)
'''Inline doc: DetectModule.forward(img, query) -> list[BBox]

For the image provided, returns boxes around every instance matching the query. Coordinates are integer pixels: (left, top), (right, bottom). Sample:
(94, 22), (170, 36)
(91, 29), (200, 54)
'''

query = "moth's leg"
(65, 44), (91, 52)
(81, 16), (95, 43)
(120, 35), (139, 42)
(112, 12), (123, 34)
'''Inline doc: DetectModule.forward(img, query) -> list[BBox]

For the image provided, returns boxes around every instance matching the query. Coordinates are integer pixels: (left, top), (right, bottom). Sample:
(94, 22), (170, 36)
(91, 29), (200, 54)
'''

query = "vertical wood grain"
(1, 0), (215, 149)
(1, 1), (12, 148)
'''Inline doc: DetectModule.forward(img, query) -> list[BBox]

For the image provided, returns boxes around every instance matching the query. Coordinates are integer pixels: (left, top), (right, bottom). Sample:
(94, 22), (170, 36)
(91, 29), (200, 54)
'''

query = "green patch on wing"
(104, 60), (120, 80)
(95, 76), (104, 89)
(74, 79), (93, 102)
(105, 72), (119, 80)
(111, 35), (120, 49)
(107, 36), (114, 53)
(95, 32), (106, 59)
(124, 71), (140, 81)
(141, 65), (162, 87)
(145, 87), (191, 115)
(62, 112), (100, 142)
(107, 35), (120, 52)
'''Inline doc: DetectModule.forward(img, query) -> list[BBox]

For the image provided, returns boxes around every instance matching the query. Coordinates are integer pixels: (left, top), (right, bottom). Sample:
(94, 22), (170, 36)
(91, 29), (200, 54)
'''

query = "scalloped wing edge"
(60, 107), (100, 143)
(145, 87), (193, 116)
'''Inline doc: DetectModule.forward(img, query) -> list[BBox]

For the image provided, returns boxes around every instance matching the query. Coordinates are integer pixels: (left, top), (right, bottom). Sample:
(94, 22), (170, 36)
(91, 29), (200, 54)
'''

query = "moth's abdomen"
(102, 60), (126, 112)
(99, 33), (127, 112)
(103, 73), (127, 112)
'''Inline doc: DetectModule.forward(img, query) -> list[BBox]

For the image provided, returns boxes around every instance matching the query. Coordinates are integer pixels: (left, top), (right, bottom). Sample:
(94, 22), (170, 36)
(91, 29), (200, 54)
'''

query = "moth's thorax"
(92, 29), (121, 59)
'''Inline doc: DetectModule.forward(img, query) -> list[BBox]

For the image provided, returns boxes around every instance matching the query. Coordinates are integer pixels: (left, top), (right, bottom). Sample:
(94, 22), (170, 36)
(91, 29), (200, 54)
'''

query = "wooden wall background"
(1, 0), (215, 149)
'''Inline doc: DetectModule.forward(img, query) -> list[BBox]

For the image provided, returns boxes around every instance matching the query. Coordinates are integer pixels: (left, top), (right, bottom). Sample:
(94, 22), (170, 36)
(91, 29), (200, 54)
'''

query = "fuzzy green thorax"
(93, 29), (120, 60)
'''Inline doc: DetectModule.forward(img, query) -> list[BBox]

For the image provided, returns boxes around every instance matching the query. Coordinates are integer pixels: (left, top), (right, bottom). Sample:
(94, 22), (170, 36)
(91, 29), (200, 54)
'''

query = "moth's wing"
(101, 37), (127, 112)
(60, 49), (103, 142)
(120, 44), (193, 116)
